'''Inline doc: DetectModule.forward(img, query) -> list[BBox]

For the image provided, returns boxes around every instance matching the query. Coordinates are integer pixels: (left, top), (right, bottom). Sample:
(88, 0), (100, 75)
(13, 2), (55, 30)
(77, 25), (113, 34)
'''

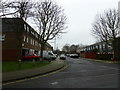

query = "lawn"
(2, 61), (50, 72)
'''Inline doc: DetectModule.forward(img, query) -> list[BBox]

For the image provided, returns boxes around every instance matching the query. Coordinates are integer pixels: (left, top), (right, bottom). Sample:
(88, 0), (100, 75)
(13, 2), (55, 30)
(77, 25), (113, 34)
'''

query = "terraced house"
(80, 37), (120, 60)
(2, 18), (53, 61)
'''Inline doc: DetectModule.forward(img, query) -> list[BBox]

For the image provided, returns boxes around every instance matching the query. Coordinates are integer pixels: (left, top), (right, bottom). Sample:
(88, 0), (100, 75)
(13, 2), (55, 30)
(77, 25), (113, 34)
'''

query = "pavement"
(80, 57), (120, 64)
(2, 59), (67, 83)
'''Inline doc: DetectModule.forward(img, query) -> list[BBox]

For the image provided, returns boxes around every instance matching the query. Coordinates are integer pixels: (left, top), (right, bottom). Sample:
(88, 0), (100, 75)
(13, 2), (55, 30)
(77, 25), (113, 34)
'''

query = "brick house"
(2, 18), (53, 61)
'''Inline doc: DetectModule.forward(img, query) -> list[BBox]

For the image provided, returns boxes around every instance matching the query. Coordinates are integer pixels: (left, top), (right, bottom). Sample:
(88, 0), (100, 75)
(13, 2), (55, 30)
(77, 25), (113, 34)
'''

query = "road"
(3, 57), (119, 88)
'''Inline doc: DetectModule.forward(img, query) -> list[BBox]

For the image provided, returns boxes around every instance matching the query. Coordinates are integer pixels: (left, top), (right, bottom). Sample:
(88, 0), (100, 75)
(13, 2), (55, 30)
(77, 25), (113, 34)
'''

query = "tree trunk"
(112, 39), (120, 61)
(40, 41), (45, 61)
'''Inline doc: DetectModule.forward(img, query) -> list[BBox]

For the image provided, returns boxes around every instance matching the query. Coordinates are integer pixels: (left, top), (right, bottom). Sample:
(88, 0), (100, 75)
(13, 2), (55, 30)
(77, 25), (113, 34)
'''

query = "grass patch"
(0, 62), (2, 72)
(2, 61), (50, 72)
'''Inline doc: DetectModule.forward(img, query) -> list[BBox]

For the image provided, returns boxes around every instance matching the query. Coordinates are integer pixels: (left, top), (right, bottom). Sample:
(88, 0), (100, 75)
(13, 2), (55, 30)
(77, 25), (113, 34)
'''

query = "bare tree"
(91, 9), (119, 60)
(62, 44), (70, 53)
(0, 0), (34, 21)
(33, 0), (67, 60)
(69, 44), (80, 54)
(62, 44), (85, 54)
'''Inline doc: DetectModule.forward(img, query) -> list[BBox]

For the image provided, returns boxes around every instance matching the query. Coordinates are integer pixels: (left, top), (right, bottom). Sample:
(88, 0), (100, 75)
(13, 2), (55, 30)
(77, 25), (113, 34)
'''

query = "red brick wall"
(85, 52), (96, 59)
(2, 49), (21, 61)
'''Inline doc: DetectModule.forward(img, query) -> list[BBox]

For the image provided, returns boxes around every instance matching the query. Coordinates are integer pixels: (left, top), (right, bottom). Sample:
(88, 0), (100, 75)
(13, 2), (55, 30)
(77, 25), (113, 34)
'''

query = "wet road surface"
(3, 57), (119, 88)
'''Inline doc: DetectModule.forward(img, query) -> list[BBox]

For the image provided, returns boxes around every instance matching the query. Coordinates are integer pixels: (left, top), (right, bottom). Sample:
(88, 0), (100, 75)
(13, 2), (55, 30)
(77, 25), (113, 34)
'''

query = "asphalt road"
(3, 57), (119, 88)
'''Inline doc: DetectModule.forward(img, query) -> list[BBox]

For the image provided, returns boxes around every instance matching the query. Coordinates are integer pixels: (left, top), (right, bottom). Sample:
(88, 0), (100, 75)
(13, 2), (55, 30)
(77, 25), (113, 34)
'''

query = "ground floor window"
(22, 48), (29, 56)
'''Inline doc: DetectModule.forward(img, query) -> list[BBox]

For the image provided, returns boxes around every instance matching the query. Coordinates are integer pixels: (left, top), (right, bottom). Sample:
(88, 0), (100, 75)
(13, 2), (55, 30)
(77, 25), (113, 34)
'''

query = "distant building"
(2, 18), (53, 61)
(80, 37), (120, 60)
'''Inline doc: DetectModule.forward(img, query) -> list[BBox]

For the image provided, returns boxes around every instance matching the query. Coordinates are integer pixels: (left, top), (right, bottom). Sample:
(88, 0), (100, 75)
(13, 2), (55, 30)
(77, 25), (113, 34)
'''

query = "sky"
(2, 0), (119, 50)
(46, 0), (119, 50)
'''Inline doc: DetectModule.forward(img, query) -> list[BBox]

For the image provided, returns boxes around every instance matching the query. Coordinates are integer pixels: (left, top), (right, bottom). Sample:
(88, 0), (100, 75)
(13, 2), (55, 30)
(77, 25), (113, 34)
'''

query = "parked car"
(60, 54), (66, 60)
(66, 54), (71, 57)
(38, 51), (56, 60)
(48, 51), (56, 60)
(22, 54), (40, 61)
(70, 54), (79, 58)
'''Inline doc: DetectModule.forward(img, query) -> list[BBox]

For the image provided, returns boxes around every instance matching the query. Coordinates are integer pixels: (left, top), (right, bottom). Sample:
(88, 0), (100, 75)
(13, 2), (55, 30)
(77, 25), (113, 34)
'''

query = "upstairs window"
(31, 39), (32, 45)
(24, 24), (26, 31)
(32, 39), (34, 45)
(26, 37), (29, 43)
(27, 26), (29, 32)
(23, 36), (26, 42)
(39, 43), (41, 47)
(103, 44), (105, 49)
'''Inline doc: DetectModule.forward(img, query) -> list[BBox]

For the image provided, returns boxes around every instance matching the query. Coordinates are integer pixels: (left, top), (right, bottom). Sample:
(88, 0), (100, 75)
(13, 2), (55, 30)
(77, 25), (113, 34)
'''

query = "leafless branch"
(91, 8), (119, 47)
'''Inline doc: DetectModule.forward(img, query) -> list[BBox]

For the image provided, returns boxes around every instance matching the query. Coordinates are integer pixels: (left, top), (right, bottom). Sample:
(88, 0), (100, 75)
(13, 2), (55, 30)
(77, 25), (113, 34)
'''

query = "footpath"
(2, 59), (67, 83)
(81, 58), (120, 64)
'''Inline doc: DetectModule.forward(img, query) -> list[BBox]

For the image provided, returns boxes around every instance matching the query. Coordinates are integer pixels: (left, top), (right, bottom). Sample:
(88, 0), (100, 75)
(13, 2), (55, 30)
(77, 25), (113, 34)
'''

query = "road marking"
(2, 63), (68, 86)
(56, 73), (119, 81)
(91, 73), (119, 78)
(51, 82), (59, 85)
(60, 68), (119, 74)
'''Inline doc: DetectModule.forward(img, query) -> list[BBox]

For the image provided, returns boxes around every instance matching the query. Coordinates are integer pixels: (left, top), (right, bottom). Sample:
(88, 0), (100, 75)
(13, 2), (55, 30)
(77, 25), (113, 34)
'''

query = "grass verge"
(2, 61), (50, 72)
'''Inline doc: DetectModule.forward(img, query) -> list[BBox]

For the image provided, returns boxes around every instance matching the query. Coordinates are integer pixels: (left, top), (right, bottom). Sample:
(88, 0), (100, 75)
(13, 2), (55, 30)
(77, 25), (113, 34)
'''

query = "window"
(88, 47), (90, 50)
(35, 41), (38, 46)
(36, 34), (38, 38)
(24, 24), (26, 31)
(96, 45), (98, 49)
(31, 39), (32, 45)
(0, 34), (5, 41)
(99, 44), (102, 49)
(32, 49), (34, 54)
(103, 44), (105, 49)
(31, 31), (33, 35)
(22, 43), (24, 46)
(27, 26), (29, 32)
(92, 46), (94, 49)
(27, 37), (29, 43)
(39, 44), (41, 47)
(23, 36), (26, 42)
(33, 32), (35, 35)
(30, 49), (33, 54)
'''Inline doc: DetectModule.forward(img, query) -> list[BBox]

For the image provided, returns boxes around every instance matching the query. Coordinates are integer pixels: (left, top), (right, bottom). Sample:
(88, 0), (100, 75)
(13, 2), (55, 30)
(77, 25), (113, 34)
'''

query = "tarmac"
(2, 59), (67, 83)
(82, 58), (120, 64)
(2, 57), (119, 84)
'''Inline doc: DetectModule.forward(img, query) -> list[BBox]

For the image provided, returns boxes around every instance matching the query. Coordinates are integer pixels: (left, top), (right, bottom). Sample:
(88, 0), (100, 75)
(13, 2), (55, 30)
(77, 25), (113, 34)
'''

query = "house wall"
(2, 32), (22, 61)
(2, 18), (53, 61)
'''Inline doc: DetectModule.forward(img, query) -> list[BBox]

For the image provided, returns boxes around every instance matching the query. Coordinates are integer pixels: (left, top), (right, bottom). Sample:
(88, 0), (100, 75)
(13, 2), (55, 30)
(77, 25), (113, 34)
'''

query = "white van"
(38, 51), (56, 60)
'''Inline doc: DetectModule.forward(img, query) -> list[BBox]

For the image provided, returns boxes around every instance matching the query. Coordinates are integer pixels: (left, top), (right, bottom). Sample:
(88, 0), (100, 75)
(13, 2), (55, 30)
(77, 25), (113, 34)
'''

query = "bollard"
(111, 58), (115, 62)
(32, 59), (35, 67)
(18, 60), (21, 70)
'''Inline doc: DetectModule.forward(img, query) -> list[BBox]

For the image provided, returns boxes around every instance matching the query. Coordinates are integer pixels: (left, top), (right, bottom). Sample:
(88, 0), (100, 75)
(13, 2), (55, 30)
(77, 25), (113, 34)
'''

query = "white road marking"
(51, 82), (59, 85)
(60, 68), (119, 73)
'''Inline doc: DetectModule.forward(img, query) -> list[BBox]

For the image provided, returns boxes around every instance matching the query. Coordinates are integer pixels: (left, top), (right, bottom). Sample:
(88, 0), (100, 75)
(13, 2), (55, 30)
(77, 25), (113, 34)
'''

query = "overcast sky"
(1, 0), (119, 50)
(46, 0), (119, 50)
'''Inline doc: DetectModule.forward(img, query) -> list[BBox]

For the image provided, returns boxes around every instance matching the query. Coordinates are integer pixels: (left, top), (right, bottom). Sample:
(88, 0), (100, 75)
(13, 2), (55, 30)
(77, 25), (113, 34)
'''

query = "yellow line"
(2, 63), (68, 86)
